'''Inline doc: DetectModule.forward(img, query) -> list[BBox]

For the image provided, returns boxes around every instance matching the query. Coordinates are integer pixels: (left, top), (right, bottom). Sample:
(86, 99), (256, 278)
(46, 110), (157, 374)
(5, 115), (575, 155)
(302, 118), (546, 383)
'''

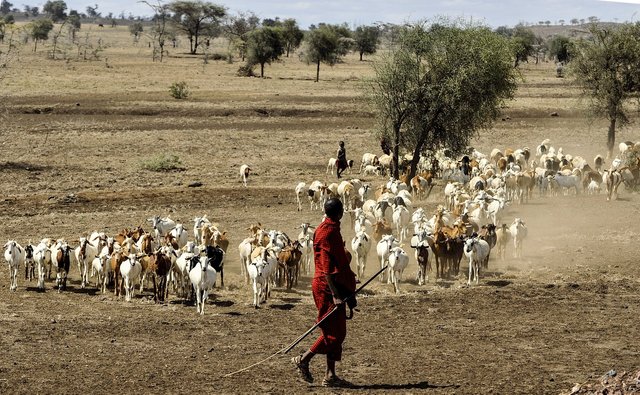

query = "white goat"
(351, 231), (371, 279)
(376, 234), (397, 283)
(148, 215), (176, 242)
(464, 237), (490, 286)
(189, 256), (217, 315)
(392, 205), (410, 242)
(170, 223), (188, 249)
(388, 246), (409, 293)
(247, 252), (270, 308)
(297, 223), (314, 275)
(193, 215), (210, 247)
(120, 253), (143, 302)
(4, 240), (25, 291)
(509, 218), (528, 258)
(240, 164), (251, 187)
(295, 182), (306, 211)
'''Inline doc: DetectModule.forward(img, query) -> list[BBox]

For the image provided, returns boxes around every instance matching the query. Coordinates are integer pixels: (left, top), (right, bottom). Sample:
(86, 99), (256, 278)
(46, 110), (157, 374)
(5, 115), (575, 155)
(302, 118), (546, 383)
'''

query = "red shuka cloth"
(309, 217), (356, 361)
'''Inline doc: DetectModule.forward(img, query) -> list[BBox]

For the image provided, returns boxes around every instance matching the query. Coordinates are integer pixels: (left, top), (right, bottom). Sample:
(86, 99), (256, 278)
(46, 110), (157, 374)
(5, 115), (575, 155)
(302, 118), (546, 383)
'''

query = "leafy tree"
(262, 17), (280, 27)
(494, 25), (512, 37)
(67, 10), (81, 40)
(3, 13), (13, 24)
(129, 21), (144, 41)
(353, 25), (379, 61)
(511, 25), (536, 67)
(86, 4), (100, 18)
(168, 0), (226, 55)
(30, 18), (54, 52)
(363, 21), (518, 180)
(571, 23), (640, 157)
(549, 35), (572, 63)
(303, 25), (342, 82)
(43, 0), (67, 22)
(0, 0), (12, 15)
(246, 26), (284, 77)
(280, 18), (303, 57)
(223, 10), (260, 61)
(142, 0), (170, 61)
(571, 18), (579, 25)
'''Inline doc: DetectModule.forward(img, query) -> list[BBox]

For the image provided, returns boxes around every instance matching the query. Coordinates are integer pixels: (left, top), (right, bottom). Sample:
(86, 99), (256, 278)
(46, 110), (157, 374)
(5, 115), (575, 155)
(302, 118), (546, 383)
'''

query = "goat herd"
(3, 139), (639, 314)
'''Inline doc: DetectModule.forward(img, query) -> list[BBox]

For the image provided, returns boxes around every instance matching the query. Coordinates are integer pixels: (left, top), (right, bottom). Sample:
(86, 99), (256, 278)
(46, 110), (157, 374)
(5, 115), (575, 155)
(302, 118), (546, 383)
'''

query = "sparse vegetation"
(140, 154), (185, 172)
(169, 81), (189, 99)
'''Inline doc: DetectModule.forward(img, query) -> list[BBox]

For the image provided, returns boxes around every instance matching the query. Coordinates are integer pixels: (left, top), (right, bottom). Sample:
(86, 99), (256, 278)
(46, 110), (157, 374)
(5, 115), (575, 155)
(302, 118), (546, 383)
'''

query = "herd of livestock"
(3, 139), (639, 314)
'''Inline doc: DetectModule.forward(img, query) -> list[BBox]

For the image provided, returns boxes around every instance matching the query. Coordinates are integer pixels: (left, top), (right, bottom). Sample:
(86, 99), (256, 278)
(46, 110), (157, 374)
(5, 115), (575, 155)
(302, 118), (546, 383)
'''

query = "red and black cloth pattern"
(309, 217), (356, 361)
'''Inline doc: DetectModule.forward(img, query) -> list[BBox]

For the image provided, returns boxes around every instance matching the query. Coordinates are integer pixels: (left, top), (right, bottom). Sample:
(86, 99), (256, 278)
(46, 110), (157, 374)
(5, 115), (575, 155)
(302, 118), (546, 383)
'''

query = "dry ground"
(1, 25), (639, 394)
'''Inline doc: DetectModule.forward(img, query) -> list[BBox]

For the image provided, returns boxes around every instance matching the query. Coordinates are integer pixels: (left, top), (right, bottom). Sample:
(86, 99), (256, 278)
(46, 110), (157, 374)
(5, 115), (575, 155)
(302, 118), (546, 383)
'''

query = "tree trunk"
(316, 60), (320, 83)
(189, 36), (194, 54)
(393, 123), (401, 179)
(260, 62), (264, 78)
(406, 135), (427, 191)
(360, 51), (363, 61)
(607, 117), (616, 159)
(286, 47), (290, 57)
(33, 39), (37, 52)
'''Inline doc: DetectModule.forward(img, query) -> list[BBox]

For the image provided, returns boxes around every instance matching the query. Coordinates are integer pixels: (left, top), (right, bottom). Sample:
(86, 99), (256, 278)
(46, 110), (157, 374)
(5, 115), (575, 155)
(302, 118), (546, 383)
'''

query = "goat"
(278, 241), (303, 290)
(603, 169), (622, 201)
(204, 245), (225, 287)
(248, 249), (275, 308)
(360, 153), (380, 173)
(351, 231), (371, 280)
(477, 224), (497, 269)
(296, 223), (314, 275)
(392, 205), (410, 243)
(388, 246), (409, 293)
(240, 164), (251, 187)
(33, 241), (51, 290)
(411, 229), (431, 286)
(295, 182), (306, 211)
(188, 255), (217, 315)
(376, 234), (397, 282)
(464, 236), (490, 286)
(148, 216), (176, 243)
(4, 240), (25, 291)
(24, 244), (35, 282)
(169, 224), (188, 249)
(75, 237), (99, 288)
(495, 224), (510, 260)
(51, 240), (72, 293)
(120, 253), (144, 302)
(509, 218), (528, 258)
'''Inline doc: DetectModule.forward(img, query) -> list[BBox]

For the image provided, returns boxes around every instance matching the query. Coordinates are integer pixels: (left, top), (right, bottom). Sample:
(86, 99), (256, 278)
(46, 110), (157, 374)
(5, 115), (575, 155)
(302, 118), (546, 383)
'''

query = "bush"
(169, 81), (189, 99)
(209, 52), (227, 61)
(237, 63), (255, 77)
(140, 154), (185, 172)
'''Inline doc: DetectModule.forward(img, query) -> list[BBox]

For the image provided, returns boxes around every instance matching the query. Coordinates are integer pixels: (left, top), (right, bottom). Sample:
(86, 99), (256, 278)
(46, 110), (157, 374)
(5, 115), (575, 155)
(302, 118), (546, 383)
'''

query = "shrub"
(237, 63), (255, 77)
(140, 154), (185, 172)
(169, 81), (189, 99)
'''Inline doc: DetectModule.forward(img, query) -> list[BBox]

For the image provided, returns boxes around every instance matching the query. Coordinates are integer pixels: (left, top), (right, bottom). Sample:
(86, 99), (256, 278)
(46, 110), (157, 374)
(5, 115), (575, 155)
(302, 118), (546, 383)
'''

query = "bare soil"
(1, 41), (639, 394)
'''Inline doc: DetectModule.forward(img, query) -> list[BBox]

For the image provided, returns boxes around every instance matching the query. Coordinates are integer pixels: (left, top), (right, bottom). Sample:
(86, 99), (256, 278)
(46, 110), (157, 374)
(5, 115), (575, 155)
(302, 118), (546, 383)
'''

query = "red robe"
(309, 217), (356, 361)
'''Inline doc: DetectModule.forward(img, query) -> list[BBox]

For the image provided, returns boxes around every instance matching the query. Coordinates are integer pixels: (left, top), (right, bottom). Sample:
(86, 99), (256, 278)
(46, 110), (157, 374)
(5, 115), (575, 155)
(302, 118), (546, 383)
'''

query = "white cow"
(295, 182), (306, 211)
(392, 205), (410, 243)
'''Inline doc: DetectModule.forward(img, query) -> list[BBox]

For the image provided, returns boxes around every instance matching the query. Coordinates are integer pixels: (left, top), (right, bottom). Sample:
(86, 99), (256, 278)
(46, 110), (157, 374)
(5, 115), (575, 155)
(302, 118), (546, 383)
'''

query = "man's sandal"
(291, 355), (313, 383)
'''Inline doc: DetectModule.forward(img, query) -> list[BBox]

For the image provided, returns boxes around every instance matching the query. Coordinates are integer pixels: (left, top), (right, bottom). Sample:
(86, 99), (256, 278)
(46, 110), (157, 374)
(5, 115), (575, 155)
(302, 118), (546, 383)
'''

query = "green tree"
(67, 10), (81, 40)
(549, 35), (572, 63)
(86, 4), (100, 19)
(223, 10), (260, 61)
(511, 25), (536, 67)
(129, 21), (144, 41)
(168, 0), (226, 55)
(303, 25), (343, 82)
(363, 21), (518, 180)
(571, 23), (640, 157)
(0, 0), (12, 15)
(280, 18), (303, 57)
(30, 18), (54, 52)
(142, 0), (170, 62)
(43, 0), (67, 22)
(246, 26), (284, 77)
(353, 25), (379, 61)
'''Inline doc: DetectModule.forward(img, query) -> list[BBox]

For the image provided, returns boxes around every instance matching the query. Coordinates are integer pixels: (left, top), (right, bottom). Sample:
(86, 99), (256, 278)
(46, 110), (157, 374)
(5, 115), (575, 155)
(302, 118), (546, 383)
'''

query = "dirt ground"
(1, 29), (640, 394)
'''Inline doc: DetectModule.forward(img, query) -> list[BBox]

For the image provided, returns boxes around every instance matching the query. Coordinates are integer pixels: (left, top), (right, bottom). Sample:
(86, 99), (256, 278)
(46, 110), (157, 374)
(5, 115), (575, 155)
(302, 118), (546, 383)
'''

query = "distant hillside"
(526, 22), (621, 39)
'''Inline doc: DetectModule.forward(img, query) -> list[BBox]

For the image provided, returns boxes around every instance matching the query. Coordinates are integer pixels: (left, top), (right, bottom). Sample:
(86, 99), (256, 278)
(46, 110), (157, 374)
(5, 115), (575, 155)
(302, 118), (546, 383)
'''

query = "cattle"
(509, 218), (528, 259)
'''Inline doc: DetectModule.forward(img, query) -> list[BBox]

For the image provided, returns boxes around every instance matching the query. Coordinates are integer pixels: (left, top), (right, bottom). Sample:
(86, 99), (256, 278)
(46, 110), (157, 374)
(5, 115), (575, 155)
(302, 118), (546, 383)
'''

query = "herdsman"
(336, 141), (348, 179)
(292, 198), (356, 387)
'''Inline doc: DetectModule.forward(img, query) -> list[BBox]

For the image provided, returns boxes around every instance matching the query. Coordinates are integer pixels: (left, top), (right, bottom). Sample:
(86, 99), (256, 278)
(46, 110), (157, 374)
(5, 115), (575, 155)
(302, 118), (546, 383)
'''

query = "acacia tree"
(43, 0), (67, 22)
(280, 18), (303, 57)
(353, 25), (379, 61)
(30, 18), (54, 52)
(364, 21), (518, 180)
(245, 26), (284, 78)
(549, 35), (572, 63)
(303, 25), (350, 82)
(168, 0), (225, 55)
(223, 11), (260, 61)
(511, 25), (536, 67)
(571, 23), (640, 158)
(142, 0), (170, 62)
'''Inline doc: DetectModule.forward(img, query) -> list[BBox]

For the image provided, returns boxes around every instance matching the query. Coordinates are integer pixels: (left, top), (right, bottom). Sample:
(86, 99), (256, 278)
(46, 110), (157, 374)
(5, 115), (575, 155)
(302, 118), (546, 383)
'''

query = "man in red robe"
(292, 198), (356, 387)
